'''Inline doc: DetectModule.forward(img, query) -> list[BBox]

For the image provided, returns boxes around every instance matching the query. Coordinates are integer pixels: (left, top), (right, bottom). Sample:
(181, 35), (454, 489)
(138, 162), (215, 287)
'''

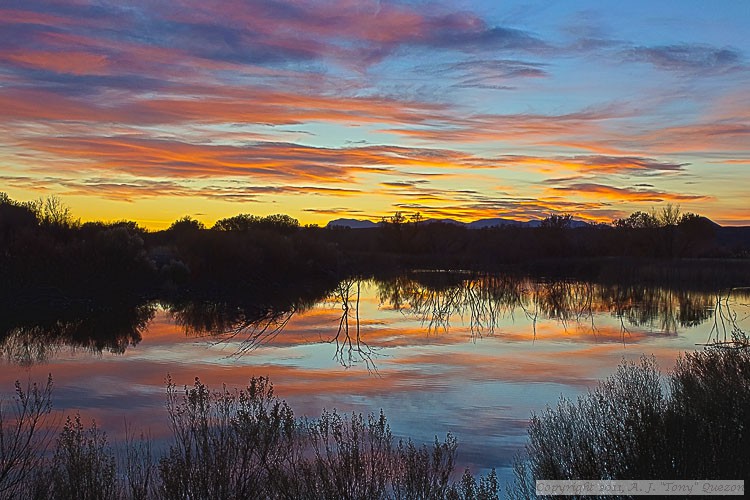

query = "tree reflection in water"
(168, 300), (300, 357)
(377, 272), (525, 337)
(328, 278), (378, 371)
(705, 287), (750, 348)
(168, 279), (381, 370)
(0, 301), (154, 365)
(1, 274), (748, 367)
(374, 272), (746, 342)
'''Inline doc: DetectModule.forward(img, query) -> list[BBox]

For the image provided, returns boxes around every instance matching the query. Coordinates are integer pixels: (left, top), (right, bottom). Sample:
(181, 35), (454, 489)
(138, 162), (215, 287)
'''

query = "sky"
(1, 0), (749, 229)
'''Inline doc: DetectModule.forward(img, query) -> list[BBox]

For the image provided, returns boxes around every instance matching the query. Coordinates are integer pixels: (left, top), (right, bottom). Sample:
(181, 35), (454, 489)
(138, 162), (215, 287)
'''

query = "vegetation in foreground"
(0, 376), (499, 500)
(1, 342), (748, 499)
(510, 343), (750, 499)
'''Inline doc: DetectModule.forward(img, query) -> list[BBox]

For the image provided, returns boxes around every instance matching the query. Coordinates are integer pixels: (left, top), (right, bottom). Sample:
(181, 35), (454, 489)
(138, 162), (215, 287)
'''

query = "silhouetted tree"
(656, 203), (681, 226)
(213, 213), (299, 234)
(26, 195), (78, 229)
(0, 194), (38, 243)
(613, 211), (659, 229)
(540, 213), (572, 229)
(675, 213), (717, 257)
(168, 216), (205, 232)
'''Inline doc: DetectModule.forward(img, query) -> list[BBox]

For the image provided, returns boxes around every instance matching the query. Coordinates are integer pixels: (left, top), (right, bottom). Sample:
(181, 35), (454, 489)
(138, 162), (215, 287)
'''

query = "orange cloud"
(2, 50), (111, 75)
(498, 155), (686, 175)
(11, 133), (510, 185)
(549, 183), (710, 203)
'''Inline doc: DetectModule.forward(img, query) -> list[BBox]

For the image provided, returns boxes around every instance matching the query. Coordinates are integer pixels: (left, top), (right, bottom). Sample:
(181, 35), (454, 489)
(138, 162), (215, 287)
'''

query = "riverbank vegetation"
(510, 343), (750, 498)
(2, 193), (750, 308)
(1, 343), (747, 499)
(0, 376), (499, 500)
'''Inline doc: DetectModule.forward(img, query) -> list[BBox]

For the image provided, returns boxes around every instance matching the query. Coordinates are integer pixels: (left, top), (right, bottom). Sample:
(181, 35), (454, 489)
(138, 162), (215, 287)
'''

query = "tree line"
(1, 193), (748, 305)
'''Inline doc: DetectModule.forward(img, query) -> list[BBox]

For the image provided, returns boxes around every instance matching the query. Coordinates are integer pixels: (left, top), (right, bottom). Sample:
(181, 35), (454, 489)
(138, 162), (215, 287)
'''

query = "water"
(1, 273), (748, 484)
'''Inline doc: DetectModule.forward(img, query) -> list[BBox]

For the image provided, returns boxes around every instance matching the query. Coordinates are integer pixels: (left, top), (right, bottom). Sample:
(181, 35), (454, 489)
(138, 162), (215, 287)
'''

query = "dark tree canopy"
(212, 213), (299, 233)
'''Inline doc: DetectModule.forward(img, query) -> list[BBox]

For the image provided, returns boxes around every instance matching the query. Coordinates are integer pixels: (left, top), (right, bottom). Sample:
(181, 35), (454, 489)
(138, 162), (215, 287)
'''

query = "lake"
(1, 272), (748, 484)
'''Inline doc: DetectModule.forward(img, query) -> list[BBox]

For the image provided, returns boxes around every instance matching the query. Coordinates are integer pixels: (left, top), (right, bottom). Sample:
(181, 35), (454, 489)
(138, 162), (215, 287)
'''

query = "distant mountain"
(421, 218), (464, 225)
(467, 218), (517, 228)
(696, 216), (722, 229)
(326, 217), (593, 229)
(570, 220), (592, 228)
(326, 218), (378, 229)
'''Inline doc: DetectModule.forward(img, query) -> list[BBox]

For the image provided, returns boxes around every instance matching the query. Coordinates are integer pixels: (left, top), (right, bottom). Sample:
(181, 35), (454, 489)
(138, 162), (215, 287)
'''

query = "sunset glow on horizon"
(1, 0), (749, 229)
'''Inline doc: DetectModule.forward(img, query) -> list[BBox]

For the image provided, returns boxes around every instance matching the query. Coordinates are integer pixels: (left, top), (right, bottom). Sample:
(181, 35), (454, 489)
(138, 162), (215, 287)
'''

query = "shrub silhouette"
(158, 376), (298, 499)
(667, 347), (750, 478)
(0, 377), (54, 499)
(158, 377), (498, 499)
(0, 375), (498, 499)
(48, 415), (118, 500)
(512, 347), (750, 497)
(213, 213), (299, 234)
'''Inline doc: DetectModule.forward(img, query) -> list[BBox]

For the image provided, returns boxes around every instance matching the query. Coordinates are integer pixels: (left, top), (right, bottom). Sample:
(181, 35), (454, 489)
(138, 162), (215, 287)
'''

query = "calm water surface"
(2, 274), (748, 483)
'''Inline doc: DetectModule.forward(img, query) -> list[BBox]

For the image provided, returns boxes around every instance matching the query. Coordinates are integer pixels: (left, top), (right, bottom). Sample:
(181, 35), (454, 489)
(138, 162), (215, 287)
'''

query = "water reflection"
(329, 278), (378, 370)
(1, 273), (749, 484)
(167, 278), (380, 370)
(2, 273), (747, 366)
(168, 300), (302, 356)
(377, 272), (525, 336)
(374, 272), (729, 340)
(0, 301), (154, 365)
(706, 288), (750, 348)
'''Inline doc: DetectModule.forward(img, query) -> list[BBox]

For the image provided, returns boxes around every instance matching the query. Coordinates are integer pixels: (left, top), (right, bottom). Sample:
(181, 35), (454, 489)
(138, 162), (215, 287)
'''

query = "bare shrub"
(298, 410), (394, 499)
(298, 409), (492, 500)
(0, 376), (54, 499)
(158, 376), (298, 499)
(49, 414), (118, 500)
(668, 347), (750, 478)
(454, 467), (499, 500)
(122, 427), (156, 500)
(525, 356), (667, 481)
(512, 347), (750, 498)
(157, 377), (498, 499)
(391, 434), (458, 499)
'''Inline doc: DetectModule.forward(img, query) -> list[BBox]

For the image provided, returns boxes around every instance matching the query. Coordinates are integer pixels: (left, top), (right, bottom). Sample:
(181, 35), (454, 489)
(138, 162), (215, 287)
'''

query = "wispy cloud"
(13, 135), (515, 181)
(626, 44), (743, 74)
(498, 154), (686, 175)
(0, 174), (361, 203)
(549, 183), (710, 203)
(428, 58), (549, 90)
(381, 105), (626, 145)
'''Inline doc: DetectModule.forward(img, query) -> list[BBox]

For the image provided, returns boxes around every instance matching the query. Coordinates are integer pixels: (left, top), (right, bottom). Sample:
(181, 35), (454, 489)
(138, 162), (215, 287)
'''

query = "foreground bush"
(668, 347), (750, 478)
(511, 347), (750, 498)
(48, 415), (118, 500)
(158, 376), (298, 499)
(0, 376), (498, 499)
(158, 377), (497, 499)
(7, 347), (746, 499)
(0, 377), (54, 499)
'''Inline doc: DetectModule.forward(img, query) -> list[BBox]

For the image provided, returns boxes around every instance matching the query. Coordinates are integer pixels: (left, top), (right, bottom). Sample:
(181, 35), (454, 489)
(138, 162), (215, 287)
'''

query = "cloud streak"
(626, 44), (743, 74)
(550, 183), (710, 203)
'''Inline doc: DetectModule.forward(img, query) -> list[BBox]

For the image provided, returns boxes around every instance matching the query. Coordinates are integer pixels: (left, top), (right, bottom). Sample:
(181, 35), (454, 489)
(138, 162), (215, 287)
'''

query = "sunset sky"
(1, 0), (748, 229)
